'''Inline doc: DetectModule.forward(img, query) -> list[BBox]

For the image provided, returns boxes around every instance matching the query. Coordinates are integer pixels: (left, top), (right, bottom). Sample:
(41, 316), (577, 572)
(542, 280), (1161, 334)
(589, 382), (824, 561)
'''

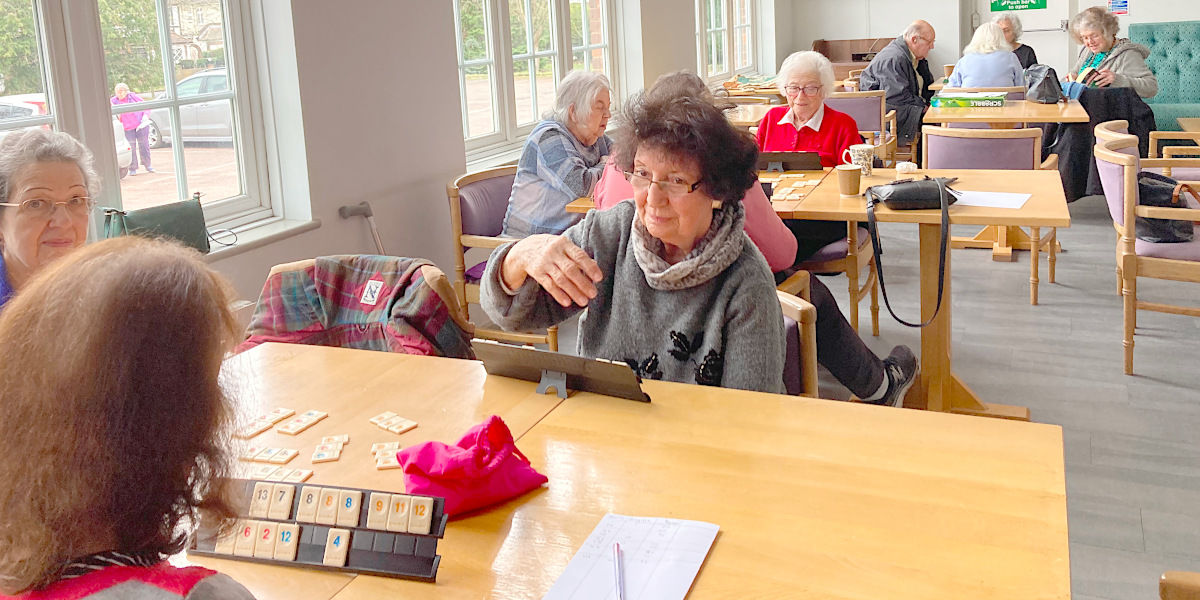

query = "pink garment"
(592, 159), (797, 272)
(396, 415), (547, 517)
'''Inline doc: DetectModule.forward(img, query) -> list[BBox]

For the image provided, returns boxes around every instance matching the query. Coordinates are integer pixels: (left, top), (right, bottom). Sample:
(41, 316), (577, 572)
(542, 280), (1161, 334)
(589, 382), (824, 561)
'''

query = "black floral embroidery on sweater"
(624, 353), (663, 381)
(668, 331), (705, 361)
(695, 349), (725, 387)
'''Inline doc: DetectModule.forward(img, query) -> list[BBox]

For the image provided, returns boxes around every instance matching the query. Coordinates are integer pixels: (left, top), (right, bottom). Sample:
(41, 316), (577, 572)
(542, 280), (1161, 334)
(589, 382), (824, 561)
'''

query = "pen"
(613, 542), (626, 600)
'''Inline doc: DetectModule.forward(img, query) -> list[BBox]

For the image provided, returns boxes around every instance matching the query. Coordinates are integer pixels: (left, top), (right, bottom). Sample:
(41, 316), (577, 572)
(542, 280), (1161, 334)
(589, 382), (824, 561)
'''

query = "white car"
(0, 93), (134, 178)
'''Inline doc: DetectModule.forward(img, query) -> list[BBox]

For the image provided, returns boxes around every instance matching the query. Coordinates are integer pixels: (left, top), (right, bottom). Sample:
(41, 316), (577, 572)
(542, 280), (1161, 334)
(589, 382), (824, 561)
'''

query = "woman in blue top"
(947, 22), (1024, 88)
(501, 70), (613, 238)
(0, 129), (98, 309)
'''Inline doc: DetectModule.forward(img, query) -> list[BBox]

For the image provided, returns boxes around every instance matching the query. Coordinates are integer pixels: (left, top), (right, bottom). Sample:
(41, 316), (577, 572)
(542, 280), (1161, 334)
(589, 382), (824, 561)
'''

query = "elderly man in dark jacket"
(860, 20), (937, 145)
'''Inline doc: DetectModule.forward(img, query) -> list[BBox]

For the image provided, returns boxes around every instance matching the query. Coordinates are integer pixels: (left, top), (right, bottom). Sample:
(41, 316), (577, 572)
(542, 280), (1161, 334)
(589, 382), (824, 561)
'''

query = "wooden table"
(185, 344), (1071, 600)
(173, 343), (565, 600)
(923, 99), (1088, 125)
(726, 86), (784, 102)
(1179, 117), (1200, 133)
(923, 100), (1084, 262)
(783, 168), (1070, 420)
(726, 103), (773, 128)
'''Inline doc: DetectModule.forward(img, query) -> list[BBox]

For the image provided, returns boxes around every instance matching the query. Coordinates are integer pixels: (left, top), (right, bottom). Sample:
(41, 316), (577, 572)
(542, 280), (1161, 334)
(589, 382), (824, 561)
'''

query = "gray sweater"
(1071, 39), (1158, 99)
(481, 201), (785, 393)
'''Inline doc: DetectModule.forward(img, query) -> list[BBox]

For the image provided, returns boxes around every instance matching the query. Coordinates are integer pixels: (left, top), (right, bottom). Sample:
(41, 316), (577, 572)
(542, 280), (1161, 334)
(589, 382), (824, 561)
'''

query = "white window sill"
(466, 147), (522, 171)
(204, 218), (321, 263)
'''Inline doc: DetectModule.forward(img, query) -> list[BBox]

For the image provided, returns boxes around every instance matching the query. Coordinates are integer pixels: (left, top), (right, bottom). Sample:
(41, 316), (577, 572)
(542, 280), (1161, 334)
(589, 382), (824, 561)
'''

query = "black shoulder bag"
(864, 176), (957, 328)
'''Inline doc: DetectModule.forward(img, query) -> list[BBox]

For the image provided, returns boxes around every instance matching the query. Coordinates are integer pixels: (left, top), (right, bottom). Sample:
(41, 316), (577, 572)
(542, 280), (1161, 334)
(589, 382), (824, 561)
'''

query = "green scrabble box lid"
(931, 92), (1007, 108)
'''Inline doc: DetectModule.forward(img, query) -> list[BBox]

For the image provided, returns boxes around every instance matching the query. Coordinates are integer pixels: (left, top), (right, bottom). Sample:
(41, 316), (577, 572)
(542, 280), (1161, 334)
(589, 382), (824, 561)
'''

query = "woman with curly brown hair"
(0, 236), (254, 599)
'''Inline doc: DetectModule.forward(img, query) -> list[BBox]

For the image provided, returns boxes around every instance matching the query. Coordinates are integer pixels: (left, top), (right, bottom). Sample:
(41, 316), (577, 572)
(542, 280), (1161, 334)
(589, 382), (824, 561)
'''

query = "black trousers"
(784, 219), (850, 265)
(781, 273), (886, 398)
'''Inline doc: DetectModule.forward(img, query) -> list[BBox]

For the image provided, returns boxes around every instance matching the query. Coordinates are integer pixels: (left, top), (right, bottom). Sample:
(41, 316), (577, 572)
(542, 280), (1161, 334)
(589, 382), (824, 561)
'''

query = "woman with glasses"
(592, 71), (797, 273)
(754, 51), (857, 266)
(481, 89), (784, 392)
(1065, 7), (1156, 98)
(501, 70), (613, 238)
(0, 129), (97, 309)
(755, 51), (863, 167)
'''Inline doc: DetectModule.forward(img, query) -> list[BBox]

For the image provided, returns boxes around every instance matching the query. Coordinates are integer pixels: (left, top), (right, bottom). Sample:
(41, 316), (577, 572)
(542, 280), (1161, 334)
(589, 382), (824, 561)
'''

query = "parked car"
(0, 93), (132, 178)
(146, 69), (233, 148)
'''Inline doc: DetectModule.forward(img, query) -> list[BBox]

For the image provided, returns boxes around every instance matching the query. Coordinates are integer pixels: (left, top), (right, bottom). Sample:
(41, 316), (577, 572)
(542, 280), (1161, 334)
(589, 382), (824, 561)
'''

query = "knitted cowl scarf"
(630, 199), (746, 291)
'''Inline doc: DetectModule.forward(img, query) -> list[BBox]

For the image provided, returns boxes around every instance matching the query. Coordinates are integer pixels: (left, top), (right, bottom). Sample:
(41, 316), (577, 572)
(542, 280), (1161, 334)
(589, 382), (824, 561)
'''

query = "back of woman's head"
(964, 22), (1013, 55)
(0, 236), (240, 594)
(613, 87), (758, 204)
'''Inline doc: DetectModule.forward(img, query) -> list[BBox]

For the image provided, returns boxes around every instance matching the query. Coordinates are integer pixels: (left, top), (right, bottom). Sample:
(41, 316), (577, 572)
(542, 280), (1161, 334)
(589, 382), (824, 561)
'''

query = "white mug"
(841, 143), (875, 177)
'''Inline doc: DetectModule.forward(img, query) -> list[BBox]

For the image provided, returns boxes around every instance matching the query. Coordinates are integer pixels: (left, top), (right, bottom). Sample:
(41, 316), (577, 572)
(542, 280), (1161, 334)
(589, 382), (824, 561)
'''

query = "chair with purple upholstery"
(1094, 120), (1200, 375)
(922, 125), (1060, 305)
(447, 166), (558, 350)
(1150, 131), (1200, 181)
(825, 90), (897, 165)
(776, 271), (819, 396)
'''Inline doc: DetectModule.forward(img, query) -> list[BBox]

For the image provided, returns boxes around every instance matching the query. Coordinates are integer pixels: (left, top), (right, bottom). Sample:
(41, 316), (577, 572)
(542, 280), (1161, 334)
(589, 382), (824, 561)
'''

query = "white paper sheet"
(949, 190), (1032, 209)
(543, 514), (720, 600)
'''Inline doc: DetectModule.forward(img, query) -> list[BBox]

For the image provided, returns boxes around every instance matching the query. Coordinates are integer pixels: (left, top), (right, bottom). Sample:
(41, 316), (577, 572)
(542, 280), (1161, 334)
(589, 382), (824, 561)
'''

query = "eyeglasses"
(783, 85), (823, 97)
(1079, 32), (1106, 43)
(0, 197), (95, 220)
(916, 35), (936, 45)
(624, 171), (701, 199)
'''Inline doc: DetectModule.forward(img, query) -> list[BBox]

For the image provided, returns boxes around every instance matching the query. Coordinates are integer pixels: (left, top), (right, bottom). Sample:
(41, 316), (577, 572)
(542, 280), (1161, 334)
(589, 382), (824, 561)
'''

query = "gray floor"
(502, 196), (1200, 599)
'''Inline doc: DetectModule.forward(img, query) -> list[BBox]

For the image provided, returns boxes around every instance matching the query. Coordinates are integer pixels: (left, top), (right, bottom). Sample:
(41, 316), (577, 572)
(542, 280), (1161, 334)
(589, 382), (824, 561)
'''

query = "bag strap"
(207, 228), (238, 248)
(865, 178), (950, 328)
(1174, 183), (1200, 206)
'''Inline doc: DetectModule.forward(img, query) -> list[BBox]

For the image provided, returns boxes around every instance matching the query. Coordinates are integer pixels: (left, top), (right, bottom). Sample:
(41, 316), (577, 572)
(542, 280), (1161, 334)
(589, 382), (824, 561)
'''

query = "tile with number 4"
(323, 528), (351, 566)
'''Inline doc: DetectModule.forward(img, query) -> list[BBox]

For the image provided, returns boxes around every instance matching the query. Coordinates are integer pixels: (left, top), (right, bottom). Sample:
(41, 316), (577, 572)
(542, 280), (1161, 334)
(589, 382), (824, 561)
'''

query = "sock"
(862, 371), (889, 401)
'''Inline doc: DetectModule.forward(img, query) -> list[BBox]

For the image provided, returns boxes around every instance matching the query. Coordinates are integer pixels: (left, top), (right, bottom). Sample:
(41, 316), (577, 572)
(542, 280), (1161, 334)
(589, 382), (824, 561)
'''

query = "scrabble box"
(189, 479), (448, 582)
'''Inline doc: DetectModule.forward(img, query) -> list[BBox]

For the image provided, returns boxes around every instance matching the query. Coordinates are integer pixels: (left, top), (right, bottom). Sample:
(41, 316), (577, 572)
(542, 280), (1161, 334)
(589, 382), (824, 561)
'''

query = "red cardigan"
(754, 105), (863, 168)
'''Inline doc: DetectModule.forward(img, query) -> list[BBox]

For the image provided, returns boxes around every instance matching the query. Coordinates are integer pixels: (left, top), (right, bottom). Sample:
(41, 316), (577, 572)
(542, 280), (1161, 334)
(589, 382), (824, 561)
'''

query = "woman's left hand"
(1094, 68), (1117, 87)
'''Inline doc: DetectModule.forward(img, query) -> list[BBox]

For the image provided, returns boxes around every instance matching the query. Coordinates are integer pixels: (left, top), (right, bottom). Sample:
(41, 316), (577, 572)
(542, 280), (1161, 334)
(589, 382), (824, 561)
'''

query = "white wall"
(782, 0), (964, 75)
(617, 0), (700, 92)
(208, 1), (467, 301)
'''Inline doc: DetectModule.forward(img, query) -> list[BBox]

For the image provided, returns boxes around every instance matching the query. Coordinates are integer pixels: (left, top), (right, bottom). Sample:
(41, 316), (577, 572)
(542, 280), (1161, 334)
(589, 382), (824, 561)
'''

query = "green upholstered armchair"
(1130, 21), (1200, 132)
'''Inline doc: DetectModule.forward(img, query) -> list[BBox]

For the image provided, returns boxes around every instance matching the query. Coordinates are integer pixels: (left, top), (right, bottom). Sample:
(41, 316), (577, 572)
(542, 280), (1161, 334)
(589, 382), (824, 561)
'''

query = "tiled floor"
(488, 195), (1200, 599)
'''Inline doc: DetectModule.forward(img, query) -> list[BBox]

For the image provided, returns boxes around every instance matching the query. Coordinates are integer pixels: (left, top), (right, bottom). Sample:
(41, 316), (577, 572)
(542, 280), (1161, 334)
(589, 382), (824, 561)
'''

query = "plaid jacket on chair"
(237, 255), (475, 359)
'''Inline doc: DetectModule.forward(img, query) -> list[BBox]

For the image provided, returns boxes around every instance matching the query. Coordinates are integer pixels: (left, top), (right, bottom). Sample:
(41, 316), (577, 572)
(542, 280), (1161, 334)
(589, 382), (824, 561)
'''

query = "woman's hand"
(1093, 68), (1117, 87)
(1065, 71), (1076, 82)
(501, 234), (604, 307)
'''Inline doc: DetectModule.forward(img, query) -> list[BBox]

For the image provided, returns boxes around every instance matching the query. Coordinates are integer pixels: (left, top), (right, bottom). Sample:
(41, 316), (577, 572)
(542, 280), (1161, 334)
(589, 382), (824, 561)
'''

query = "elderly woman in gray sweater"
(482, 91), (784, 392)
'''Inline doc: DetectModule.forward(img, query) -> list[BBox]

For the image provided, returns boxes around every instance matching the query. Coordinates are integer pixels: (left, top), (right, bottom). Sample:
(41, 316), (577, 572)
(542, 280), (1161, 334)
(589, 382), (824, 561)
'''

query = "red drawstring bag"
(396, 415), (548, 517)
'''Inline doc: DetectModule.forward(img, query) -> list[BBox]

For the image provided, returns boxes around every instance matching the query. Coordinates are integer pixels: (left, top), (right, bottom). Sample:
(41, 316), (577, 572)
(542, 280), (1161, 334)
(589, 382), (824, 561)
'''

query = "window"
(454, 0), (613, 157)
(97, 0), (265, 224)
(1, 1), (286, 233)
(697, 0), (754, 83)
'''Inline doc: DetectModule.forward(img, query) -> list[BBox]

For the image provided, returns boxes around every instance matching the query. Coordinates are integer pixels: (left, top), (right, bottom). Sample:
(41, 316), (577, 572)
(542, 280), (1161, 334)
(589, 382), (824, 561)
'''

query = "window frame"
(457, 0), (616, 162)
(696, 0), (755, 84)
(11, 0), (275, 231)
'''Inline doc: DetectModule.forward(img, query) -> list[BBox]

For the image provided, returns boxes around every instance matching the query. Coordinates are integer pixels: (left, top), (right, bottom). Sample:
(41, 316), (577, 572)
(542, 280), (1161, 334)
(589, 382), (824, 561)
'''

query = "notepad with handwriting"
(543, 513), (719, 600)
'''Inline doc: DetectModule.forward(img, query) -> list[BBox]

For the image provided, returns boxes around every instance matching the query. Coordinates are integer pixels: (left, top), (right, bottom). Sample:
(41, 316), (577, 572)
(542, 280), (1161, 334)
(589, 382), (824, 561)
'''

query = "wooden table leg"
(917, 224), (1032, 421)
(1030, 226), (1040, 305)
(951, 225), (1062, 263)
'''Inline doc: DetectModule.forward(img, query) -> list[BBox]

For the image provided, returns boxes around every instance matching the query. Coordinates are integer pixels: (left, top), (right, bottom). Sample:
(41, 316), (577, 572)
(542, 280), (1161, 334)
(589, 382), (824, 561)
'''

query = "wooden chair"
(447, 166), (558, 350)
(1149, 131), (1200, 180)
(921, 125), (1059, 304)
(1162, 571), (1200, 600)
(776, 271), (819, 396)
(825, 90), (897, 165)
(846, 68), (865, 79)
(1093, 120), (1200, 374)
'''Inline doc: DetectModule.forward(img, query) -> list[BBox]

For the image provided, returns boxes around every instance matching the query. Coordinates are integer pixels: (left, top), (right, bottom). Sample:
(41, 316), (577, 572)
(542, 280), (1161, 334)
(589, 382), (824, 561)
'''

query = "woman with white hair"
(946, 22), (1023, 88)
(501, 70), (613, 237)
(1065, 6), (1157, 98)
(754, 51), (860, 264)
(992, 12), (1038, 69)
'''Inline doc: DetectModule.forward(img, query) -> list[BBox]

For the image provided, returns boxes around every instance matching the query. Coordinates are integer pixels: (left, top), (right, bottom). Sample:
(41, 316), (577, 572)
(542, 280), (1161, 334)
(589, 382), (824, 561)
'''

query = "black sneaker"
(867, 345), (918, 408)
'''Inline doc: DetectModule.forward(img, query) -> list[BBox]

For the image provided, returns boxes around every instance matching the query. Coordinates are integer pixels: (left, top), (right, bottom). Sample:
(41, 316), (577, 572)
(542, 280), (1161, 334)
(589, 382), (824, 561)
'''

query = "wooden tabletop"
(1179, 117), (1200, 133)
(174, 343), (565, 600)
(185, 344), (1070, 600)
(726, 103), (773, 128)
(778, 168), (1071, 227)
(924, 100), (1088, 124)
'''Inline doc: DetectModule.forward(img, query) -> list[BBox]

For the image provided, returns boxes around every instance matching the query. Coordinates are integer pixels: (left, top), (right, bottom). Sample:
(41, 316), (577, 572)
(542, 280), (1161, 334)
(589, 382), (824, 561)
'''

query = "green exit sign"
(991, 0), (1047, 10)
